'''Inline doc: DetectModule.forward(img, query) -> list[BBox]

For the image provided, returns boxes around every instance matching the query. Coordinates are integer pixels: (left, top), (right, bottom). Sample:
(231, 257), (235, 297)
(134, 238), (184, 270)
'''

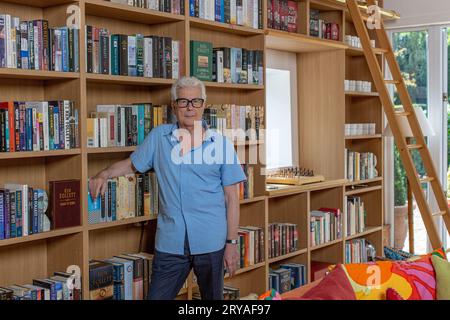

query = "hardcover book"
(89, 260), (114, 300)
(190, 40), (212, 81)
(49, 179), (80, 229)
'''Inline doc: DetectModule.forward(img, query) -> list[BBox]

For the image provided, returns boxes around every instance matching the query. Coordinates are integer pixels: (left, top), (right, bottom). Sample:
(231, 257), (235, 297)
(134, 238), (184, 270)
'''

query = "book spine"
(136, 34), (144, 77)
(86, 26), (93, 73)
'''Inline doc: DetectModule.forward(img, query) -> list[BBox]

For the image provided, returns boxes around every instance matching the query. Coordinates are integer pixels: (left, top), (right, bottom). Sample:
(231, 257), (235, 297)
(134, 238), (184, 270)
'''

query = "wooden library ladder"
(347, 0), (450, 250)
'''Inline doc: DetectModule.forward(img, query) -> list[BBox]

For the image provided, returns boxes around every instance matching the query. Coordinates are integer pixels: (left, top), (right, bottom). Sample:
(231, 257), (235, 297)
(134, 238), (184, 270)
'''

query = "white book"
(241, 0), (247, 26)
(172, 40), (179, 79)
(97, 105), (118, 147)
(208, 0), (215, 21)
(11, 17), (19, 69)
(93, 117), (98, 148)
(247, 53), (253, 84)
(230, 0), (237, 24)
(237, 2), (243, 25)
(144, 37), (153, 78)
(128, 35), (136, 76)
(253, 0), (258, 28)
(216, 50), (224, 83)
(34, 24), (40, 70)
(246, 0), (252, 27)
(120, 107), (126, 147)
(64, 100), (71, 149)
(37, 102), (49, 151)
(100, 118), (108, 148)
(5, 15), (12, 68)
(32, 107), (39, 151)
(5, 183), (28, 237)
(199, 0), (205, 19)
(148, 0), (158, 10)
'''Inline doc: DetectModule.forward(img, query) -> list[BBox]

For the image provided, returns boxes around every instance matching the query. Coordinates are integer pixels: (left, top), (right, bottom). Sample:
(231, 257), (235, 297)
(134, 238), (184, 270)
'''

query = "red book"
(287, 1), (298, 33)
(49, 179), (81, 229)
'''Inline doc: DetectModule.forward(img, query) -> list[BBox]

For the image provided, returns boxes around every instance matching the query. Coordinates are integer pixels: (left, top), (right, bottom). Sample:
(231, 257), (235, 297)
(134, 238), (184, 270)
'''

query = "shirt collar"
(164, 120), (216, 143)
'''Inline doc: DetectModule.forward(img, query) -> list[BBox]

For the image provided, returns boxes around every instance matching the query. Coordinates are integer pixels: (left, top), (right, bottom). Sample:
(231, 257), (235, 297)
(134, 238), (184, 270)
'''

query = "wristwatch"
(226, 239), (238, 244)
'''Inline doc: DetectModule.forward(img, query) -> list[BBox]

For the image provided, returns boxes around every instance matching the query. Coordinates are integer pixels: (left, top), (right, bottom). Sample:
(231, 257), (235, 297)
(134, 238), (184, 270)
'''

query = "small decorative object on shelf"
(266, 166), (325, 186)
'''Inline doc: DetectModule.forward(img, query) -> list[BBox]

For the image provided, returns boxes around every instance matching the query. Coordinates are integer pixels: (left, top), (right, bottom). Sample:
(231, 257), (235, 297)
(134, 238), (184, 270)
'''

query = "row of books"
(268, 222), (299, 259)
(193, 285), (240, 300)
(110, 0), (185, 14)
(345, 238), (370, 264)
(90, 252), (154, 300)
(267, 0), (298, 32)
(0, 15), (79, 72)
(88, 172), (159, 224)
(0, 184), (49, 240)
(0, 101), (79, 153)
(310, 9), (340, 41)
(86, 26), (181, 79)
(191, 40), (264, 84)
(237, 226), (265, 268)
(345, 149), (378, 182)
(310, 208), (342, 247)
(0, 270), (81, 300)
(346, 196), (366, 237)
(203, 104), (265, 142)
(239, 165), (254, 200)
(269, 263), (306, 294)
(189, 0), (263, 30)
(87, 104), (172, 148)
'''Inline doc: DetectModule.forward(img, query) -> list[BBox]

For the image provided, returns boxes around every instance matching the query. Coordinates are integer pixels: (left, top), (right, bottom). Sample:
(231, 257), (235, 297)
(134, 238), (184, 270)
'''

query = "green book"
(136, 34), (144, 77)
(190, 40), (213, 81)
(111, 34), (120, 76)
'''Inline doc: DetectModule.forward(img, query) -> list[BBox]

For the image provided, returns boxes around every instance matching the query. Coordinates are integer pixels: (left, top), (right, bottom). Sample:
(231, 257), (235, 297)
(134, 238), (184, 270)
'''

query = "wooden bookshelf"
(0, 0), (387, 300)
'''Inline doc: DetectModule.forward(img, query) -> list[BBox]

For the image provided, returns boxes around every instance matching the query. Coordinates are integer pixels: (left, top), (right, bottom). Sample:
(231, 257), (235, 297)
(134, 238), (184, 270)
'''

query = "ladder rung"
(385, 80), (401, 85)
(432, 211), (447, 217)
(419, 177), (435, 184)
(394, 111), (411, 117)
(407, 144), (423, 150)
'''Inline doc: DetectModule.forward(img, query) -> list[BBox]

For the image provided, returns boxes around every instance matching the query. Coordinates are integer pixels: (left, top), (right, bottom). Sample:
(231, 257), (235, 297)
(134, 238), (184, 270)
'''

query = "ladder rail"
(347, 0), (444, 249)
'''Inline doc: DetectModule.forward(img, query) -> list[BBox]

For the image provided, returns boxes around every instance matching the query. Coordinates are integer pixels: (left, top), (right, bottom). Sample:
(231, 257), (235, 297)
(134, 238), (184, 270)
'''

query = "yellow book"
(86, 118), (96, 148)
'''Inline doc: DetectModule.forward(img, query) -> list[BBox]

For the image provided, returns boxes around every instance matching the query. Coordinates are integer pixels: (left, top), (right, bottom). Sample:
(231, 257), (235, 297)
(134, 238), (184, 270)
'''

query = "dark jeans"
(147, 235), (225, 300)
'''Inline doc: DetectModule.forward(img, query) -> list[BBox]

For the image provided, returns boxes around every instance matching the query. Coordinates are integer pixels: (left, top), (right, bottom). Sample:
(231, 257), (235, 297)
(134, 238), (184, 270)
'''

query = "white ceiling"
(384, 0), (450, 28)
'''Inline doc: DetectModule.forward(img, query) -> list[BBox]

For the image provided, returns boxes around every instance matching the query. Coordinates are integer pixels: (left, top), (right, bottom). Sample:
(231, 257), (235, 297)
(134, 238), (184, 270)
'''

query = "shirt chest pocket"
(185, 163), (222, 187)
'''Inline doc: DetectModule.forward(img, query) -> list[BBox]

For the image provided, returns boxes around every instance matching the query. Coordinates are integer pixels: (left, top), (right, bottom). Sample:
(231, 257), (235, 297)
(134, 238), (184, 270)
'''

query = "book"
(48, 179), (80, 229)
(89, 260), (114, 300)
(190, 40), (212, 81)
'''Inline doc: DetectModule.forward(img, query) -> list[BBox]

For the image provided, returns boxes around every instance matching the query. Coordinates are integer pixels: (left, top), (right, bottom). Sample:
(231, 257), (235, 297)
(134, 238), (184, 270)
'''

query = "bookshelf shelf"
(177, 288), (188, 296)
(0, 68), (80, 80)
(345, 177), (383, 187)
(345, 185), (382, 196)
(0, 0), (74, 8)
(266, 30), (348, 53)
(240, 196), (266, 205)
(345, 134), (382, 140)
(203, 81), (264, 90)
(85, 74), (176, 86)
(0, 226), (83, 248)
(87, 215), (157, 231)
(310, 238), (343, 251)
(346, 46), (387, 56)
(224, 262), (266, 279)
(86, 146), (137, 154)
(189, 17), (264, 36)
(345, 226), (383, 241)
(84, 0), (185, 25)
(268, 249), (308, 264)
(345, 91), (379, 97)
(234, 140), (265, 146)
(0, 149), (82, 160)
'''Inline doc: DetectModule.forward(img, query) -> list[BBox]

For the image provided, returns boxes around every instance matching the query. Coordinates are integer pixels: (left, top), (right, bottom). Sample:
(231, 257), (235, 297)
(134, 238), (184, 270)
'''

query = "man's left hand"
(224, 243), (239, 277)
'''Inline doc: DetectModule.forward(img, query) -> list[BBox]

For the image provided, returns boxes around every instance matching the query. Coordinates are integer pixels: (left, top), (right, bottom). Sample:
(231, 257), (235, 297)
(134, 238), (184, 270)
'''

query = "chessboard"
(265, 175), (325, 186)
(265, 166), (325, 186)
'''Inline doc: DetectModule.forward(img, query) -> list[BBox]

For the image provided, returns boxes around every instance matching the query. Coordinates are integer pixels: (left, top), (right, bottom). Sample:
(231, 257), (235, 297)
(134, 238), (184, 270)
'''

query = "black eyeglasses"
(175, 98), (205, 108)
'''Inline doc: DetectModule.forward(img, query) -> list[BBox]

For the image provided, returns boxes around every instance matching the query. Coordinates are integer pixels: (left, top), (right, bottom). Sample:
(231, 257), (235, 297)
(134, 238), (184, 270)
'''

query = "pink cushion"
(285, 264), (356, 300)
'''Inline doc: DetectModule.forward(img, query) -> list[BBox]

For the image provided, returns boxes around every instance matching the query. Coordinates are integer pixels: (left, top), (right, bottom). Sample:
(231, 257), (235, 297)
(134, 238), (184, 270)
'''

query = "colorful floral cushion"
(386, 288), (404, 300)
(340, 257), (437, 300)
(258, 289), (282, 300)
(431, 255), (450, 300)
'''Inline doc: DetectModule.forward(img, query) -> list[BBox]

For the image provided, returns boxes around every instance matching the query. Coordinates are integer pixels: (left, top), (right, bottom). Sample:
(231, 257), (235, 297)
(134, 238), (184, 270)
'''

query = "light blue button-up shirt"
(130, 122), (246, 255)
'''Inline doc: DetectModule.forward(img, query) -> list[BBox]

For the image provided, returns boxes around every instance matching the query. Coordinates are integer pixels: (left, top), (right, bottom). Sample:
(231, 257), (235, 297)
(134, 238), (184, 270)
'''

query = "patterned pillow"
(340, 257), (437, 300)
(384, 246), (415, 261)
(407, 247), (447, 262)
(386, 288), (404, 300)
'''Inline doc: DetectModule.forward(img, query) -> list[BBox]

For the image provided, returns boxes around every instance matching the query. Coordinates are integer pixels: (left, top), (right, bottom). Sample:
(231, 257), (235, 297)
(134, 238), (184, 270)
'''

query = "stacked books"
(189, 0), (263, 29)
(0, 184), (50, 240)
(88, 172), (158, 224)
(110, 0), (185, 14)
(267, 0), (298, 32)
(345, 149), (378, 182)
(268, 222), (299, 258)
(0, 269), (82, 300)
(309, 9), (340, 41)
(85, 26), (182, 79)
(0, 101), (79, 153)
(191, 40), (264, 84)
(0, 15), (79, 72)
(87, 104), (172, 148)
(239, 164), (254, 200)
(237, 226), (265, 268)
(346, 196), (366, 236)
(203, 104), (265, 142)
(269, 263), (306, 294)
(90, 252), (154, 300)
(345, 238), (370, 264)
(310, 208), (342, 247)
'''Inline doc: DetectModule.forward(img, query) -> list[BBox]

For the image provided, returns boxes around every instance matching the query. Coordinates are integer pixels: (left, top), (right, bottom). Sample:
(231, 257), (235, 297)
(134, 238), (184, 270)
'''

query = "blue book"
(111, 35), (120, 75)
(190, 0), (195, 16)
(9, 192), (16, 238)
(230, 48), (242, 84)
(26, 107), (33, 151)
(108, 257), (133, 300)
(4, 190), (10, 239)
(111, 180), (117, 221)
(215, 0), (221, 22)
(0, 189), (5, 240)
(103, 259), (125, 300)
(61, 27), (69, 72)
(33, 189), (39, 234)
(47, 279), (63, 300)
(52, 103), (60, 150)
(37, 189), (45, 233)
(280, 263), (305, 289)
(33, 279), (56, 300)
(88, 185), (102, 224)
(221, 0), (225, 22)
(137, 104), (145, 145)
(15, 190), (22, 237)
(0, 16), (5, 67)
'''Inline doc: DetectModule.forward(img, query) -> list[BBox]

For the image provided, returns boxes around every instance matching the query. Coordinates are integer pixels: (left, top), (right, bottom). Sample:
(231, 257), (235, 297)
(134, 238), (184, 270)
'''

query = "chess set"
(266, 166), (325, 186)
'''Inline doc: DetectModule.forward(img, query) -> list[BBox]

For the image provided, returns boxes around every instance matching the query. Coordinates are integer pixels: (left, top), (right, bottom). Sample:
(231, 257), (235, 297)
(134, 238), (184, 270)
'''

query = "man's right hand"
(89, 172), (108, 201)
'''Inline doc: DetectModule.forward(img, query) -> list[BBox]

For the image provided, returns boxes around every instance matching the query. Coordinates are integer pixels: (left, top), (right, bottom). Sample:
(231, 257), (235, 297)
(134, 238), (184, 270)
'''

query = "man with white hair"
(89, 76), (246, 300)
